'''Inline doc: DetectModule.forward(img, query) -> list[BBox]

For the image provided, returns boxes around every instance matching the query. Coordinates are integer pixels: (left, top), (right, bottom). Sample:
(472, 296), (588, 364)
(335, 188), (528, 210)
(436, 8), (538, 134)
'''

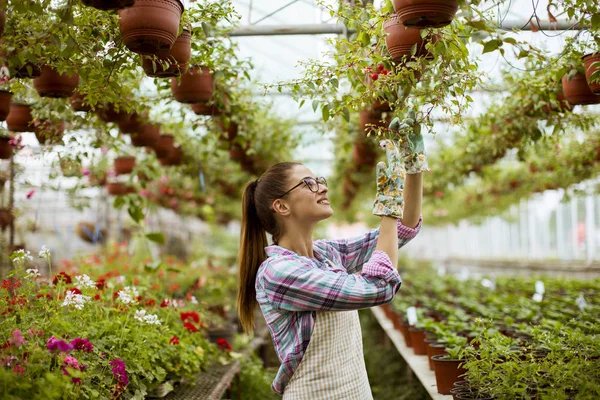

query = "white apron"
(282, 308), (373, 400)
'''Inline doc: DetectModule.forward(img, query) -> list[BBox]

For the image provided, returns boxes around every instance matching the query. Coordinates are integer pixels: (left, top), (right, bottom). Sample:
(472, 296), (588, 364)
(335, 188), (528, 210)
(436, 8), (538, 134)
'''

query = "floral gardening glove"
(372, 140), (405, 219)
(388, 110), (429, 174)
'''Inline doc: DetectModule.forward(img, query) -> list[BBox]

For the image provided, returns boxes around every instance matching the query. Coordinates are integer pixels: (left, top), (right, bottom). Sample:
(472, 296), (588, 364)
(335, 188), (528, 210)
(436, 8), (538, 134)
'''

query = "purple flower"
(110, 358), (129, 386)
(8, 330), (25, 347)
(70, 338), (93, 353)
(47, 336), (74, 353)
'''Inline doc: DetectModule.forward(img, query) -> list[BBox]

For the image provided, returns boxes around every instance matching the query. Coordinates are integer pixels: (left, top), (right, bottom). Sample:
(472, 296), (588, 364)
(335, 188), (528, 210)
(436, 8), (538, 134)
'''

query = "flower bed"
(0, 246), (238, 399)
(386, 262), (600, 398)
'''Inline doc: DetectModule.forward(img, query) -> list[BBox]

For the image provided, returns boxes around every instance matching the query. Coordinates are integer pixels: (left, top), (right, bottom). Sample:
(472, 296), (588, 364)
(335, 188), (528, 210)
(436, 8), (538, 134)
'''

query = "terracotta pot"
(0, 137), (11, 159)
(393, 0), (458, 28)
(171, 66), (213, 103)
(107, 182), (127, 196)
(562, 72), (600, 105)
(229, 143), (245, 161)
(432, 355), (466, 395)
(0, 11), (5, 39)
(142, 30), (191, 77)
(352, 138), (377, 167)
(541, 89), (573, 113)
(69, 91), (92, 112)
(0, 207), (14, 230)
(118, 113), (144, 134)
(81, 0), (135, 10)
(34, 120), (65, 145)
(118, 0), (184, 55)
(158, 145), (182, 166)
(33, 66), (79, 98)
(398, 321), (413, 347)
(384, 14), (435, 63)
(409, 327), (427, 355)
(582, 53), (600, 94)
(359, 110), (389, 133)
(372, 99), (392, 112)
(130, 122), (159, 147)
(191, 102), (220, 116)
(13, 63), (41, 79)
(97, 103), (129, 123)
(114, 156), (136, 175)
(218, 119), (238, 142)
(0, 90), (12, 120)
(153, 134), (174, 158)
(6, 104), (34, 132)
(426, 342), (447, 371)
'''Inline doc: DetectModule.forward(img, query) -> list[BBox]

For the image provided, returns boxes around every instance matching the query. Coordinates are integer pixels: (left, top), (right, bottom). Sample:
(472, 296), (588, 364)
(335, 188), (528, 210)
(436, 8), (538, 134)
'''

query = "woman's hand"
(388, 109), (430, 174)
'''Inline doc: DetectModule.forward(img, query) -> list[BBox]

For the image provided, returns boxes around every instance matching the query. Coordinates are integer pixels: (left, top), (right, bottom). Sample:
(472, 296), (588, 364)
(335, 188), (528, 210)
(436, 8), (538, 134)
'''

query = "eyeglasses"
(276, 176), (327, 199)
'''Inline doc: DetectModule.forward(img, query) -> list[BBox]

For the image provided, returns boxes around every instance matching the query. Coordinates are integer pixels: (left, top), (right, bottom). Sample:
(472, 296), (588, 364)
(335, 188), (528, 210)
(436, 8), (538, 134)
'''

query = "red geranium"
(53, 272), (72, 285)
(216, 338), (232, 352)
(95, 279), (106, 290)
(183, 322), (198, 332)
(169, 336), (179, 345)
(180, 311), (200, 324)
(146, 299), (156, 307)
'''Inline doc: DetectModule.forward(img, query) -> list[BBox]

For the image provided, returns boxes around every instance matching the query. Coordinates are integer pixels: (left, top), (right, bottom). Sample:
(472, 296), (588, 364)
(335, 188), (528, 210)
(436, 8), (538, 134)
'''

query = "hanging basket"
(171, 66), (214, 104)
(582, 53), (600, 94)
(34, 120), (65, 145)
(142, 29), (191, 77)
(0, 137), (12, 159)
(81, 0), (135, 10)
(541, 89), (573, 114)
(158, 145), (182, 166)
(384, 14), (435, 63)
(130, 122), (160, 147)
(114, 156), (136, 175)
(97, 103), (129, 123)
(0, 90), (12, 121)
(0, 207), (14, 230)
(118, 112), (144, 134)
(69, 91), (92, 112)
(191, 102), (220, 116)
(218, 119), (238, 142)
(352, 138), (378, 167)
(33, 66), (79, 98)
(6, 104), (34, 132)
(393, 0), (458, 28)
(0, 11), (5, 39)
(359, 109), (390, 133)
(562, 72), (600, 105)
(107, 182), (127, 196)
(13, 62), (41, 79)
(153, 134), (174, 159)
(118, 0), (184, 55)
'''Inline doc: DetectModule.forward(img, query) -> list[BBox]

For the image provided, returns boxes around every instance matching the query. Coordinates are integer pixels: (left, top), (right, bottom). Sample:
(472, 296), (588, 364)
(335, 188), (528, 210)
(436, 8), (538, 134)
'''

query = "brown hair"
(237, 162), (301, 333)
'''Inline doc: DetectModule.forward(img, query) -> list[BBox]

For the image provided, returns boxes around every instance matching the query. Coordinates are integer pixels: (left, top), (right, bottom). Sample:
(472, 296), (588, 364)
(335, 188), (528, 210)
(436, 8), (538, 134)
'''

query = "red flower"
(53, 272), (72, 285)
(26, 190), (35, 199)
(169, 336), (179, 345)
(180, 312), (200, 324)
(35, 293), (52, 300)
(96, 279), (106, 290)
(136, 296), (142, 302)
(67, 287), (81, 295)
(10, 296), (27, 306)
(146, 299), (156, 307)
(2, 308), (14, 315)
(183, 322), (198, 332)
(216, 338), (232, 352)
(94, 294), (101, 301)
(160, 299), (169, 308)
(112, 291), (120, 299)
(2, 278), (22, 290)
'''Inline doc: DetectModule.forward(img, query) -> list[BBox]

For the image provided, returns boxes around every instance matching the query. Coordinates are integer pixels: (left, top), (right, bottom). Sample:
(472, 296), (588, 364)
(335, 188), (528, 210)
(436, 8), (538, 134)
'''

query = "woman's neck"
(277, 226), (315, 258)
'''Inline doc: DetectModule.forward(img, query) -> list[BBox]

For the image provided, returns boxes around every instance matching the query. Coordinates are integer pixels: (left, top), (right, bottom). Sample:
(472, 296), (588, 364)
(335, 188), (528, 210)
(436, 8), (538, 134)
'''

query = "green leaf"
(322, 104), (330, 122)
(482, 40), (502, 54)
(113, 196), (125, 209)
(503, 37), (517, 45)
(128, 205), (145, 224)
(342, 107), (350, 122)
(146, 232), (165, 244)
(592, 13), (600, 29)
(312, 100), (319, 113)
(299, 99), (305, 109)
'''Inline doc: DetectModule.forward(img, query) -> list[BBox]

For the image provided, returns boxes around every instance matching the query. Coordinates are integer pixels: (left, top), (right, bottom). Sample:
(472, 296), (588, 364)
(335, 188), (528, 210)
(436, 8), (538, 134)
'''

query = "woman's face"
(278, 165), (333, 221)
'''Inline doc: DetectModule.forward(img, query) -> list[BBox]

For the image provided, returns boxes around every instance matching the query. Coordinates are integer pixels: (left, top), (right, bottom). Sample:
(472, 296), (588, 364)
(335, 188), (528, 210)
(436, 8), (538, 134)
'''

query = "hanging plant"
(359, 109), (390, 134)
(6, 103), (34, 132)
(0, 89), (11, 121)
(118, 112), (144, 134)
(159, 145), (182, 166)
(130, 122), (159, 147)
(171, 66), (213, 104)
(141, 29), (191, 77)
(582, 53), (600, 94)
(81, 0), (135, 11)
(34, 119), (65, 145)
(384, 15), (435, 64)
(191, 102), (220, 116)
(97, 103), (129, 123)
(69, 91), (92, 112)
(118, 0), (185, 55)
(106, 181), (127, 196)
(0, 207), (14, 230)
(562, 72), (600, 105)
(218, 118), (238, 142)
(114, 156), (136, 175)
(393, 0), (459, 28)
(33, 66), (79, 98)
(0, 8), (5, 39)
(0, 136), (11, 159)
(152, 134), (174, 159)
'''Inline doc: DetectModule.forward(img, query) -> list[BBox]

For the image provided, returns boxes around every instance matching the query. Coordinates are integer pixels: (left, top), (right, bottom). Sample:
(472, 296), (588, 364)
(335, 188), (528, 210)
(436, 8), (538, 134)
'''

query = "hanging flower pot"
(118, 112), (144, 134)
(372, 99), (392, 112)
(130, 122), (159, 147)
(33, 66), (79, 98)
(541, 89), (573, 113)
(69, 91), (92, 112)
(81, 0), (135, 10)
(0, 137), (12, 159)
(107, 182), (127, 196)
(6, 104), (34, 132)
(352, 138), (377, 167)
(0, 90), (12, 121)
(118, 0), (185, 55)
(218, 119), (238, 142)
(431, 355), (466, 395)
(0, 11), (5, 39)
(171, 66), (213, 104)
(582, 53), (600, 94)
(191, 102), (220, 116)
(359, 110), (390, 134)
(142, 29), (191, 77)
(97, 103), (129, 123)
(0, 207), (14, 230)
(14, 63), (41, 79)
(562, 72), (600, 105)
(393, 0), (458, 28)
(384, 15), (435, 63)
(153, 134), (174, 159)
(159, 145), (182, 166)
(34, 120), (65, 145)
(114, 156), (136, 175)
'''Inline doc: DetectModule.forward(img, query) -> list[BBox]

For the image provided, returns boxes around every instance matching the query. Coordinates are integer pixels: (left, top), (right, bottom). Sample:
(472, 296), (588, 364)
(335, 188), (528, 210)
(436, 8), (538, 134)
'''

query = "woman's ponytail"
(237, 179), (268, 333)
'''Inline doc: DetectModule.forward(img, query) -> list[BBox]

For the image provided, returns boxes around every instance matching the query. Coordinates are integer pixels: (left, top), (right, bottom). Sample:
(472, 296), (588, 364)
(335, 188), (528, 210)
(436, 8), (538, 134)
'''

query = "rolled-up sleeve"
(261, 251), (401, 312)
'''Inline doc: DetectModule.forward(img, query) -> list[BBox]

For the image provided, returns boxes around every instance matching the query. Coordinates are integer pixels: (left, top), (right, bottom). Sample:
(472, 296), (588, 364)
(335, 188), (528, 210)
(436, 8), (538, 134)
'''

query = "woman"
(237, 116), (427, 399)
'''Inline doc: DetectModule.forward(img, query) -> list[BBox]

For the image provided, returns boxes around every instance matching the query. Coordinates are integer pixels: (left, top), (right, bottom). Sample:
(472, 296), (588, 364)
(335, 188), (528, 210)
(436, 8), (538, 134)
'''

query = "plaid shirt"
(255, 218), (422, 394)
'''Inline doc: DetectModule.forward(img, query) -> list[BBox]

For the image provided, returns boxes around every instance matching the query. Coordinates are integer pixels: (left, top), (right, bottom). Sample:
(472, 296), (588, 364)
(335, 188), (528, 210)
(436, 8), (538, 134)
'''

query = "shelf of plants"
(375, 265), (600, 399)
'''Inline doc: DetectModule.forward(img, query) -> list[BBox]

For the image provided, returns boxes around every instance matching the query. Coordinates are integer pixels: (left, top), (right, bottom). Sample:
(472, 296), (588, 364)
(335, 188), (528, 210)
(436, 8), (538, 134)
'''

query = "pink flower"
(8, 329), (25, 347)
(110, 358), (128, 386)
(62, 355), (85, 384)
(47, 336), (74, 353)
(13, 364), (25, 375)
(81, 168), (91, 176)
(159, 175), (169, 184)
(101, 146), (109, 155)
(26, 190), (35, 199)
(139, 189), (149, 197)
(70, 338), (93, 353)
(9, 134), (23, 150)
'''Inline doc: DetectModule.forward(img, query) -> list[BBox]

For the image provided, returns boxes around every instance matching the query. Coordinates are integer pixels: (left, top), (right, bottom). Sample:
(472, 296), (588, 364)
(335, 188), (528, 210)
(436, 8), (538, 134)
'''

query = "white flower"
(162, 298), (180, 308)
(38, 245), (50, 259)
(26, 268), (41, 278)
(117, 286), (139, 305)
(134, 309), (147, 322)
(116, 276), (125, 285)
(117, 290), (133, 305)
(190, 295), (198, 305)
(143, 314), (161, 325)
(177, 299), (185, 308)
(61, 290), (91, 310)
(124, 286), (139, 298)
(74, 274), (96, 290)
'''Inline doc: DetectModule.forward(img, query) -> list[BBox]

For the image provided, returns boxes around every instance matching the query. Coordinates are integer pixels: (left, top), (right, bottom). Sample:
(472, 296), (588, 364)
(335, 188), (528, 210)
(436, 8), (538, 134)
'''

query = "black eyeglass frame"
(276, 176), (327, 199)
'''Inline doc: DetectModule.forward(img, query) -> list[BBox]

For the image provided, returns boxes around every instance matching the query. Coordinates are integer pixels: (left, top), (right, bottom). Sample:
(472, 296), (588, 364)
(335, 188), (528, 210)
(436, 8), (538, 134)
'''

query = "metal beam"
(229, 19), (584, 37)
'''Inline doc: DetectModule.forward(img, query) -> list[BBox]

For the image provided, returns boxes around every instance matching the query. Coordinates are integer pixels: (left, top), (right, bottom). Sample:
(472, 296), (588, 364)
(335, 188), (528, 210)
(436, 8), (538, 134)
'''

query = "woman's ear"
(272, 199), (291, 217)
